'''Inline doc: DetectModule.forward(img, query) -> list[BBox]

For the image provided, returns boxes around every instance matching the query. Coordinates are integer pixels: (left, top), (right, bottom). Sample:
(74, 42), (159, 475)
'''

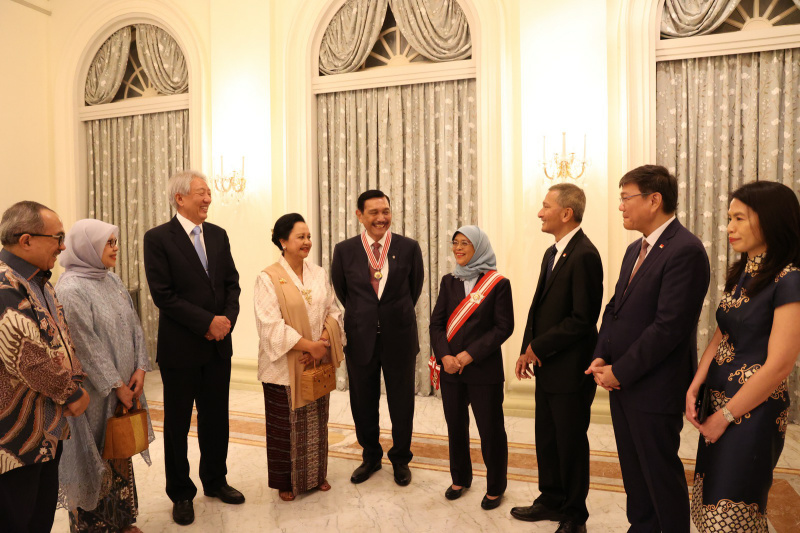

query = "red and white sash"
(361, 231), (391, 276)
(446, 271), (505, 341)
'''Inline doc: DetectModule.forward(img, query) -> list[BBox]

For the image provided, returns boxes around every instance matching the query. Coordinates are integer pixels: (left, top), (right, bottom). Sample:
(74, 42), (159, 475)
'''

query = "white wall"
(0, 2), (53, 214)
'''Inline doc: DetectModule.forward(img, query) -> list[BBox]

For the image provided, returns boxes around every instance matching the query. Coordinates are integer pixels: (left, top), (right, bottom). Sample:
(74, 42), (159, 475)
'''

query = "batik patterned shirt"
(0, 249), (84, 475)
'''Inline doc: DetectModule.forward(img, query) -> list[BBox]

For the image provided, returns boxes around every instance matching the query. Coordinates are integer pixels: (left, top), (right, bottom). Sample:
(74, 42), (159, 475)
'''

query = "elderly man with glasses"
(0, 200), (90, 533)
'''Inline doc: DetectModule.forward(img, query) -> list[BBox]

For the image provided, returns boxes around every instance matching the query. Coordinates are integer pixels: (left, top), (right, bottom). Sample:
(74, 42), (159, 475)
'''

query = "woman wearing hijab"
(430, 225), (514, 510)
(254, 213), (345, 501)
(57, 219), (154, 533)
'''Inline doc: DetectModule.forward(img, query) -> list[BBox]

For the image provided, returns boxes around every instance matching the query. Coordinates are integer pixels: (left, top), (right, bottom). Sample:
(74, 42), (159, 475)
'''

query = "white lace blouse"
(254, 255), (345, 385)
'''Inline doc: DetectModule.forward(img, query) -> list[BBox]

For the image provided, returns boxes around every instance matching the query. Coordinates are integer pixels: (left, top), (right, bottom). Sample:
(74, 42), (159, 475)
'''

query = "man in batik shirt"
(0, 201), (89, 533)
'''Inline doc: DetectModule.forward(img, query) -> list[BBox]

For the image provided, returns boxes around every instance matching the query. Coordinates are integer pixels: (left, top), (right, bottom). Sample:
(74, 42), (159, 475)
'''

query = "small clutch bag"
(695, 383), (712, 424)
(301, 361), (336, 401)
(103, 398), (149, 459)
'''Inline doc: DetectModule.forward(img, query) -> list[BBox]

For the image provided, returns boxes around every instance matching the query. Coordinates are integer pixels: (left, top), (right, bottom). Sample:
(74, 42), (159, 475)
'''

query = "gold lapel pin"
(659, 244), (665, 249)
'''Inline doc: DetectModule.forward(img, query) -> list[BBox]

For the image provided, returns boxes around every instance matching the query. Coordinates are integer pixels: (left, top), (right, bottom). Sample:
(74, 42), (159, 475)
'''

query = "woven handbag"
(102, 398), (149, 459)
(301, 360), (335, 401)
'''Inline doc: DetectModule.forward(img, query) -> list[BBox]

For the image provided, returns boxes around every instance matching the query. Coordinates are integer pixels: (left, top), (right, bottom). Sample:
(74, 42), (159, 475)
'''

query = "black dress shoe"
(556, 520), (587, 533)
(480, 493), (503, 510)
(172, 500), (194, 526)
(444, 483), (470, 500)
(204, 484), (245, 504)
(393, 463), (412, 486)
(350, 460), (382, 484)
(510, 502), (563, 522)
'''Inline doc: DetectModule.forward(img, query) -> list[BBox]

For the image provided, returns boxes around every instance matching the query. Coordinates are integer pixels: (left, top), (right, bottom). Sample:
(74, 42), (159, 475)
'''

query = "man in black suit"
(143, 170), (243, 526)
(330, 190), (424, 486)
(510, 184), (603, 533)
(587, 165), (710, 533)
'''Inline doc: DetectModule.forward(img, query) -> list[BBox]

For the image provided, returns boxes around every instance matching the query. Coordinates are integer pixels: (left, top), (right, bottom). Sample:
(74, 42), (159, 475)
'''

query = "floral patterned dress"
(691, 256), (800, 532)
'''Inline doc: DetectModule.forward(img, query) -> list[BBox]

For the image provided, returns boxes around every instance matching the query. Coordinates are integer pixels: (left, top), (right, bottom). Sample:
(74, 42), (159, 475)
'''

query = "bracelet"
(721, 405), (735, 423)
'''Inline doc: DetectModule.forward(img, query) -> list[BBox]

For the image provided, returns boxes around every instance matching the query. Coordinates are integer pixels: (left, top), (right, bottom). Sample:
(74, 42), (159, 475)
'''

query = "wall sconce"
(211, 156), (246, 205)
(542, 133), (588, 183)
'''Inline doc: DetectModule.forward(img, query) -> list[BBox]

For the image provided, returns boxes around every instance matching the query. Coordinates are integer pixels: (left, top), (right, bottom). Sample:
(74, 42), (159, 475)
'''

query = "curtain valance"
(661, 0), (742, 38)
(85, 27), (131, 105)
(135, 24), (189, 95)
(319, 0), (389, 75)
(388, 0), (471, 61)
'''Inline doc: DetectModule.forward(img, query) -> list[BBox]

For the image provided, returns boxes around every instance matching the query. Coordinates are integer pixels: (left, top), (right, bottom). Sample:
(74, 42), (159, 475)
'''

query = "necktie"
(192, 226), (209, 275)
(628, 239), (650, 285)
(369, 242), (381, 296)
(544, 244), (557, 284)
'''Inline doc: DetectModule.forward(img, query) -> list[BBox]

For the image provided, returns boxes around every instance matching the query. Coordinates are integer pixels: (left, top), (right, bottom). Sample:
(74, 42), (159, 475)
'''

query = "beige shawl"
(263, 263), (344, 410)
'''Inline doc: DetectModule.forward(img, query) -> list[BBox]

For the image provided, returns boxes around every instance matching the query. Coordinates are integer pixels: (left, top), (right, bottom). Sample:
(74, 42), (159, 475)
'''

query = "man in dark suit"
(587, 165), (710, 533)
(510, 184), (603, 533)
(144, 170), (243, 526)
(330, 189), (424, 486)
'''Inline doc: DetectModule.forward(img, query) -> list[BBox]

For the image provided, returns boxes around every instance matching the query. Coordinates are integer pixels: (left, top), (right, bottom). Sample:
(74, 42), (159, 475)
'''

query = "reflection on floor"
(54, 371), (800, 532)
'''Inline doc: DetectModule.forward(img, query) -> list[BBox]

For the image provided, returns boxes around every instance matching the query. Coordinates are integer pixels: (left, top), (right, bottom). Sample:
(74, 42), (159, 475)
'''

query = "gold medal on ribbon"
(374, 272), (383, 280)
(470, 291), (483, 303)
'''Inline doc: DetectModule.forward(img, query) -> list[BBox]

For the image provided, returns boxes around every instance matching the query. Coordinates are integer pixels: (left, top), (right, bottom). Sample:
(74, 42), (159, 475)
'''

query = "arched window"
(315, 0), (476, 396)
(654, 0), (800, 420)
(80, 23), (191, 362)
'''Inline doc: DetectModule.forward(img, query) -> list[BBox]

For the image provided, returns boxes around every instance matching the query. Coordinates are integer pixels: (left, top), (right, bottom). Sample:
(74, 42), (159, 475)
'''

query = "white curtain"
(656, 48), (800, 420)
(389, 0), (471, 61)
(84, 27), (131, 105)
(135, 24), (189, 95)
(318, 79), (478, 395)
(86, 110), (190, 364)
(319, 0), (389, 75)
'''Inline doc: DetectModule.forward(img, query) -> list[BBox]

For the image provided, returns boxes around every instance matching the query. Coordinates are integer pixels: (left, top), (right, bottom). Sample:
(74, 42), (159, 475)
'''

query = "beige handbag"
(102, 398), (149, 459)
(301, 360), (336, 401)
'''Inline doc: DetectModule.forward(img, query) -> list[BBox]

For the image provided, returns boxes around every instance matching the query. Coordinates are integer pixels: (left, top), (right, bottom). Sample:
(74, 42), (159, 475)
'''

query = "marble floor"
(53, 372), (800, 532)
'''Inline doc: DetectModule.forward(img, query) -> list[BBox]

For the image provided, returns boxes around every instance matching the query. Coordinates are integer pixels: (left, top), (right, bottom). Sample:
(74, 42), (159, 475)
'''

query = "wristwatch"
(721, 405), (735, 423)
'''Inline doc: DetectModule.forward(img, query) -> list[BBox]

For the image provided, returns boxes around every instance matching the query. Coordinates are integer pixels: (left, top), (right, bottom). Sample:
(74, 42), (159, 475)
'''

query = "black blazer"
(595, 219), (710, 414)
(143, 217), (241, 368)
(520, 229), (604, 393)
(430, 273), (514, 385)
(330, 233), (424, 365)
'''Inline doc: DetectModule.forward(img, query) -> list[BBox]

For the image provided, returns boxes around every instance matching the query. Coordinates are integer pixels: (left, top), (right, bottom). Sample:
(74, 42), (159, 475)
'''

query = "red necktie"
(369, 242), (381, 296)
(628, 239), (650, 284)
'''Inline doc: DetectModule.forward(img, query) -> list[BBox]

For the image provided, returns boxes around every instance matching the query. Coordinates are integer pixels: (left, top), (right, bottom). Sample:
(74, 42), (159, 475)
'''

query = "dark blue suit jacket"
(330, 233), (424, 366)
(143, 217), (240, 368)
(430, 273), (514, 385)
(595, 219), (710, 414)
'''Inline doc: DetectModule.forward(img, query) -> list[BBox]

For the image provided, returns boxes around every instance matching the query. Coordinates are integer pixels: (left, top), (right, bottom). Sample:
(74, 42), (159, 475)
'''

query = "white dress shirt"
(551, 225), (582, 270)
(366, 231), (390, 299)
(176, 212), (206, 253)
(641, 216), (676, 259)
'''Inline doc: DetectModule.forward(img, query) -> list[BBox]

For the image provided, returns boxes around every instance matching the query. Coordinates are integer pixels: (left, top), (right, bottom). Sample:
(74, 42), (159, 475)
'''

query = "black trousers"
(0, 440), (62, 533)
(534, 378), (596, 523)
(161, 355), (232, 502)
(610, 393), (690, 533)
(441, 379), (508, 496)
(345, 332), (416, 465)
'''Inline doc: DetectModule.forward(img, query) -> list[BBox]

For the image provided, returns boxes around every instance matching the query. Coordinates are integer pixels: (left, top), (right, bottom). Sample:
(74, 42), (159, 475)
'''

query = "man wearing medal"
(330, 190), (424, 487)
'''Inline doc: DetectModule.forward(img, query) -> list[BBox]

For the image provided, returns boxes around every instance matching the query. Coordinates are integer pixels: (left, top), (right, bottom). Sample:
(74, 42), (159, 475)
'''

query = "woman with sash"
(430, 225), (514, 510)
(254, 213), (345, 501)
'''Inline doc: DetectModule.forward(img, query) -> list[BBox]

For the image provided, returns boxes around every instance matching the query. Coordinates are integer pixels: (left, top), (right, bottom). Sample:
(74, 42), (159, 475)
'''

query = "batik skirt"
(69, 457), (137, 532)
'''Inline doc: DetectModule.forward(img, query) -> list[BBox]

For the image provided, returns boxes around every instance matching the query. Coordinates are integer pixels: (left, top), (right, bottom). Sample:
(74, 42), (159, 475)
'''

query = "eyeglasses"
(452, 240), (473, 248)
(106, 238), (118, 248)
(14, 233), (65, 246)
(619, 192), (651, 204)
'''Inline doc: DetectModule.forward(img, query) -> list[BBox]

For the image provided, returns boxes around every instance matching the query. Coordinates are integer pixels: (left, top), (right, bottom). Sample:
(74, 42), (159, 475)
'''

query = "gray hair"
(549, 183), (586, 223)
(0, 201), (51, 246)
(168, 170), (208, 210)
